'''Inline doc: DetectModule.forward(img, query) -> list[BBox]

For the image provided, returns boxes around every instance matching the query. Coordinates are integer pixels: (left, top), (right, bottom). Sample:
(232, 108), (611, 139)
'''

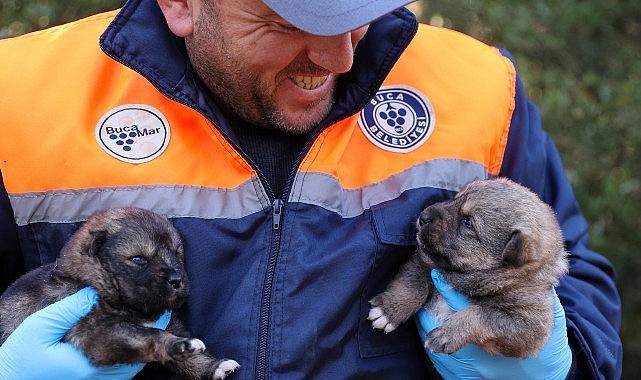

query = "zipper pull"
(272, 199), (283, 230)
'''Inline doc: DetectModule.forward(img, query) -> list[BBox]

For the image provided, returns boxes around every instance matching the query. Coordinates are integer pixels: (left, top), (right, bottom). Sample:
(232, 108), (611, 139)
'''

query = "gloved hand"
(416, 270), (572, 380)
(0, 287), (172, 380)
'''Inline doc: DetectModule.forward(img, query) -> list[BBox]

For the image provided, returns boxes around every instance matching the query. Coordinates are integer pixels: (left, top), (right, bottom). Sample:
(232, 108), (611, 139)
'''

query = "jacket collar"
(99, 0), (418, 134)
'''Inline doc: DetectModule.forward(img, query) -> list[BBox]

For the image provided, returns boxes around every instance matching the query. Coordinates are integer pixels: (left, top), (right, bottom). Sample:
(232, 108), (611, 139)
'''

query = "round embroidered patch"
(96, 104), (171, 164)
(358, 85), (435, 153)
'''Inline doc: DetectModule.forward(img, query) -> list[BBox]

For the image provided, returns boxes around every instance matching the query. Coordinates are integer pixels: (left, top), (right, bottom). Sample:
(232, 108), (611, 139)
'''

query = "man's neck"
(224, 113), (309, 200)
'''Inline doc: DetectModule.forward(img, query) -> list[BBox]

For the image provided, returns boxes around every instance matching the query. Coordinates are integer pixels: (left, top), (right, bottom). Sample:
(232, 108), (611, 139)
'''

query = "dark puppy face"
(56, 208), (188, 317)
(416, 178), (564, 273)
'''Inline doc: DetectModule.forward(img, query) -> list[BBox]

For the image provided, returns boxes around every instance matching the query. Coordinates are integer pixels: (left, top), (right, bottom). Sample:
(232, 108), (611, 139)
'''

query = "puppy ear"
(501, 230), (531, 267)
(54, 228), (107, 284)
(87, 229), (107, 256)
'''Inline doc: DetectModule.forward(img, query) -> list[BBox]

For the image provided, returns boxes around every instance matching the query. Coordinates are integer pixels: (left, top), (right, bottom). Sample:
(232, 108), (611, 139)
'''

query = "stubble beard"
(185, 3), (334, 134)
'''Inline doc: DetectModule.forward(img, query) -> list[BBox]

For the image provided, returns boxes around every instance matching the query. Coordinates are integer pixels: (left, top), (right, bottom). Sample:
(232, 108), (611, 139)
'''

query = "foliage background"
(1, 0), (639, 377)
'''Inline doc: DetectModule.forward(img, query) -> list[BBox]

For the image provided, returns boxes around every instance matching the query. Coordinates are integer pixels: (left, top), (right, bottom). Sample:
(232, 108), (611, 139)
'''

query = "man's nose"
(306, 26), (367, 74)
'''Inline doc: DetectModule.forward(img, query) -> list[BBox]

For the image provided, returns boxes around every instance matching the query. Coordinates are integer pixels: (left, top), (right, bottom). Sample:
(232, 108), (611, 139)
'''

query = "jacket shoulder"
(409, 24), (511, 68)
(0, 10), (119, 127)
(0, 10), (118, 75)
(0, 10), (118, 46)
(405, 24), (516, 81)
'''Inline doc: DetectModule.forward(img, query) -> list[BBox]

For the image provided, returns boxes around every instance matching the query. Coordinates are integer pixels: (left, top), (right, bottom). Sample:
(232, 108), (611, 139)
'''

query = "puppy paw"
(426, 326), (465, 354)
(367, 307), (397, 333)
(368, 292), (415, 333)
(172, 338), (206, 356)
(213, 359), (240, 379)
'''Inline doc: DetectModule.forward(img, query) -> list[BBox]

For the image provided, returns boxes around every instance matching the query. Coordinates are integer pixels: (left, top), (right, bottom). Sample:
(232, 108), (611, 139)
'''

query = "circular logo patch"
(358, 86), (435, 153)
(96, 104), (170, 164)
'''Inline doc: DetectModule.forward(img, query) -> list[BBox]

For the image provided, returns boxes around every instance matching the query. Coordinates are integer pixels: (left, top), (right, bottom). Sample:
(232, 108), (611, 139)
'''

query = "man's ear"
(156, 0), (196, 37)
(501, 230), (531, 267)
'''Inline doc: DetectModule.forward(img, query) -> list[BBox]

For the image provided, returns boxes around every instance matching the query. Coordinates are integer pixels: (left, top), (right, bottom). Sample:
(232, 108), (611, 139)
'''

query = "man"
(0, 0), (622, 378)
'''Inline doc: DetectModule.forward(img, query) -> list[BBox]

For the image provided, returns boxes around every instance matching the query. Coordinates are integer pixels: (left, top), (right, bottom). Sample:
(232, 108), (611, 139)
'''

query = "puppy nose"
(419, 210), (431, 226)
(419, 206), (442, 226)
(167, 271), (183, 289)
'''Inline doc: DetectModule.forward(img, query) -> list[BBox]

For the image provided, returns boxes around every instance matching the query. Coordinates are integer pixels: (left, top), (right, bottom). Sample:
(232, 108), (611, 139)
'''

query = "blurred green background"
(1, 0), (638, 377)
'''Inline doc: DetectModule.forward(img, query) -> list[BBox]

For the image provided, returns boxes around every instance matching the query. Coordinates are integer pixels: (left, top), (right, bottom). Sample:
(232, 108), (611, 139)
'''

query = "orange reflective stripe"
(0, 11), (255, 194)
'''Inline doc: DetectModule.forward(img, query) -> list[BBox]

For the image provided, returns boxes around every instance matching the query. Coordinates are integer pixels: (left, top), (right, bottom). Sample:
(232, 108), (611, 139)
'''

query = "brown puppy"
(0, 207), (238, 379)
(368, 178), (568, 358)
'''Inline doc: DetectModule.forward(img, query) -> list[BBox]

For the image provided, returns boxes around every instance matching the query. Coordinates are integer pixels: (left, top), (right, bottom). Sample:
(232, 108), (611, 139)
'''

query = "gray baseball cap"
(262, 0), (416, 36)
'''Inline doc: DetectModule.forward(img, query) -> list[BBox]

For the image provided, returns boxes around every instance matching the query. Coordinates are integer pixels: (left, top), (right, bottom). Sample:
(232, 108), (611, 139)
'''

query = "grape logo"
(358, 86), (435, 153)
(96, 104), (170, 164)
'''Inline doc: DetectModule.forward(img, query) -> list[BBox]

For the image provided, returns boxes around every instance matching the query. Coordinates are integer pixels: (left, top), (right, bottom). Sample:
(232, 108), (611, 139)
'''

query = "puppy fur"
(368, 178), (569, 358)
(0, 207), (238, 379)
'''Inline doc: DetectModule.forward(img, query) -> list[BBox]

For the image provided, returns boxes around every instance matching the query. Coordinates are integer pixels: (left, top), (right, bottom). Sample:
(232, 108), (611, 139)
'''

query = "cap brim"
(263, 0), (416, 36)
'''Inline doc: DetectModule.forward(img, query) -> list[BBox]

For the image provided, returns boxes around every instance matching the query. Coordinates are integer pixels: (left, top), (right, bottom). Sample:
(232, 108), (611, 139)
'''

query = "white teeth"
(288, 75), (328, 90)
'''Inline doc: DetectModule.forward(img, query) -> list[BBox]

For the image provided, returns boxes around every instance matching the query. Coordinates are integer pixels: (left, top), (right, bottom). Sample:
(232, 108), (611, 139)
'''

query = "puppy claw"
(383, 323), (397, 334)
(426, 327), (463, 354)
(213, 359), (239, 379)
(371, 314), (389, 330)
(368, 309), (398, 333)
(189, 338), (206, 353)
(172, 338), (206, 356)
(368, 307), (383, 321)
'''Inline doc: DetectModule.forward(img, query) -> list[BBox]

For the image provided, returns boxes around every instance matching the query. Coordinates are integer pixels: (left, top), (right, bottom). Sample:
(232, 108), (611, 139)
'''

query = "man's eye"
(461, 217), (474, 229)
(273, 22), (298, 33)
(129, 256), (148, 265)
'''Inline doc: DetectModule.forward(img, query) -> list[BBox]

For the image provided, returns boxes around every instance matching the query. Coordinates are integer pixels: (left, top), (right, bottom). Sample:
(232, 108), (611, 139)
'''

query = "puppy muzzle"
(167, 270), (183, 289)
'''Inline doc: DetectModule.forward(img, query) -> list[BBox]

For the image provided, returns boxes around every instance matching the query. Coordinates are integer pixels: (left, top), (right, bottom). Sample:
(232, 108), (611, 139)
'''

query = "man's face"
(185, 0), (368, 134)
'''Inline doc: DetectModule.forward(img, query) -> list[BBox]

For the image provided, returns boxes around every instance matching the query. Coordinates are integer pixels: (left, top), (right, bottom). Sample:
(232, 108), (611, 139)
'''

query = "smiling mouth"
(287, 75), (329, 90)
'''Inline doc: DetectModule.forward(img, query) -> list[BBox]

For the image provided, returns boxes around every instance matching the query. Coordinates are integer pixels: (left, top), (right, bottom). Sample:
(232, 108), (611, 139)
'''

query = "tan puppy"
(0, 207), (238, 379)
(368, 178), (568, 358)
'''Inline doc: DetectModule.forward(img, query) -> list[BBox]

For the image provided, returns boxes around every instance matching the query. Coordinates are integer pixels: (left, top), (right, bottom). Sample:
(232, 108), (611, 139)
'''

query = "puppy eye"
(129, 256), (148, 265)
(461, 216), (474, 229)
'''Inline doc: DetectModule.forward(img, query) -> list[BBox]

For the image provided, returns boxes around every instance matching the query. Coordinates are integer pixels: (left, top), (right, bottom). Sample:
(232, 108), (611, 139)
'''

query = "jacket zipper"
(256, 199), (283, 380)
(253, 119), (345, 379)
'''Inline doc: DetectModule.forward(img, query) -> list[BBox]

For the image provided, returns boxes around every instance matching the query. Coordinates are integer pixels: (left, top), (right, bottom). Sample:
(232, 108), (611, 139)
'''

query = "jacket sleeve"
(498, 50), (622, 380)
(0, 168), (24, 294)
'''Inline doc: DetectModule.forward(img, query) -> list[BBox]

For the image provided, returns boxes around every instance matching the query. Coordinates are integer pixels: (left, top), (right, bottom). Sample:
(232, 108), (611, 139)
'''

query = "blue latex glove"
(416, 270), (572, 380)
(0, 287), (172, 380)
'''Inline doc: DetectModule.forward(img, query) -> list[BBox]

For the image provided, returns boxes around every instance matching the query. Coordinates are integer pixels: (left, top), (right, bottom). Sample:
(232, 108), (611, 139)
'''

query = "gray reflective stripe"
(9, 179), (269, 226)
(289, 158), (489, 218)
